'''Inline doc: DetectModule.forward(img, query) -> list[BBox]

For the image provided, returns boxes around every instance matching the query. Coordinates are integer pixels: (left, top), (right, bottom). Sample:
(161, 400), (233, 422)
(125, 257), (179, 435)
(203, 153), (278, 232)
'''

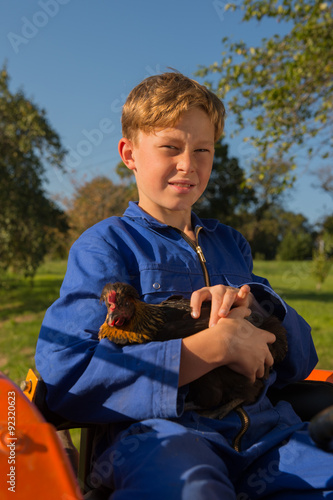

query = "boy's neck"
(138, 203), (196, 242)
(177, 225), (196, 242)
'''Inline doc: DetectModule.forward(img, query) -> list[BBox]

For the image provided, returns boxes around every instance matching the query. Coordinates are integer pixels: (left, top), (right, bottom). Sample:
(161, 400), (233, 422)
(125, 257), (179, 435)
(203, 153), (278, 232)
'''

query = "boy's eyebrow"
(157, 135), (215, 146)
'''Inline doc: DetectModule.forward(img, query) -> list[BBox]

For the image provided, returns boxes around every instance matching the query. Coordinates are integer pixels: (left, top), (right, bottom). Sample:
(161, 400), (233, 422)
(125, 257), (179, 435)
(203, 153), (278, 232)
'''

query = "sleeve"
(249, 275), (318, 386)
(35, 229), (184, 423)
(235, 231), (318, 386)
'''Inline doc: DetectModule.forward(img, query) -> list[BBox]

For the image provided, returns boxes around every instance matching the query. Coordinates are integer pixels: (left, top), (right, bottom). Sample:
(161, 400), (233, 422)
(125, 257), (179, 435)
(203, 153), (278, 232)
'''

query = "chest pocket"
(133, 265), (204, 304)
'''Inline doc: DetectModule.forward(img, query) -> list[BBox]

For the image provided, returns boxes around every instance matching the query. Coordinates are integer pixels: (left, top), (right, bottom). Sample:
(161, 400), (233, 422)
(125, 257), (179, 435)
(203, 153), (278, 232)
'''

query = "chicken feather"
(98, 282), (288, 416)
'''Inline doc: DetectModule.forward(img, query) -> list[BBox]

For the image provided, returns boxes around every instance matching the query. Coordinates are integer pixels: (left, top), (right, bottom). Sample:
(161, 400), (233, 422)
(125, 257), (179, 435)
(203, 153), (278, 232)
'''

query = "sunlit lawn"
(0, 260), (67, 384)
(253, 260), (333, 369)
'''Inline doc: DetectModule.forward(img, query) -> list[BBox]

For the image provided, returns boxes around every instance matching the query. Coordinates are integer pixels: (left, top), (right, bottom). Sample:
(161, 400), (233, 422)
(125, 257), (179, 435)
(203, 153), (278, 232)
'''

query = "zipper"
(172, 224), (251, 449)
(172, 224), (250, 450)
(232, 407), (250, 452)
(194, 226), (210, 286)
(172, 226), (210, 287)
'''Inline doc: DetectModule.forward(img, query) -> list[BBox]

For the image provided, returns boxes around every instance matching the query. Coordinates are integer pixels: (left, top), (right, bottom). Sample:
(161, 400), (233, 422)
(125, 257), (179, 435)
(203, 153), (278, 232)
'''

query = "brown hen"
(98, 282), (288, 415)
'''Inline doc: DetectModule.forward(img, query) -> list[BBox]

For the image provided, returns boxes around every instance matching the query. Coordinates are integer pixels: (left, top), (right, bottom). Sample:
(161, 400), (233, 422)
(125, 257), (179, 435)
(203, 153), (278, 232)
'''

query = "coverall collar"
(123, 201), (220, 233)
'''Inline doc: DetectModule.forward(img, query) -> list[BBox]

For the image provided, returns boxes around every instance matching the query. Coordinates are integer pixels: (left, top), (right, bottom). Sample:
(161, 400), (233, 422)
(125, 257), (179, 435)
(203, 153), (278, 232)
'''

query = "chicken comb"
(107, 290), (117, 306)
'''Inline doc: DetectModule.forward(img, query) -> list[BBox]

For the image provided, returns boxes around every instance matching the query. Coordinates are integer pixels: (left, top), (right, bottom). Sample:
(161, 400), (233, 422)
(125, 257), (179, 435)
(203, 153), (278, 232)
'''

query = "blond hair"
(122, 72), (225, 143)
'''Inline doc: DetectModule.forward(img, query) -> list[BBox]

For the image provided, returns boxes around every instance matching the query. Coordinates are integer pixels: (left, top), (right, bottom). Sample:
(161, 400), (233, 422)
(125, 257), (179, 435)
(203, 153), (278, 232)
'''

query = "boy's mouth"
(169, 181), (195, 189)
(171, 183), (193, 188)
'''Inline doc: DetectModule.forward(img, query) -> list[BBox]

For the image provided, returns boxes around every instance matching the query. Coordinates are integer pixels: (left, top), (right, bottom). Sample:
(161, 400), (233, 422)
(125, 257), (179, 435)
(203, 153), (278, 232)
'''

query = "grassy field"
(0, 260), (67, 385)
(253, 260), (333, 369)
(0, 259), (332, 388)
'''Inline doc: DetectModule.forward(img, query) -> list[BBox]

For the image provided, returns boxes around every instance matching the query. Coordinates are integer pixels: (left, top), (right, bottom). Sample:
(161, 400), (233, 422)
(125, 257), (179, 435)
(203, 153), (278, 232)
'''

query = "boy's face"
(119, 107), (215, 227)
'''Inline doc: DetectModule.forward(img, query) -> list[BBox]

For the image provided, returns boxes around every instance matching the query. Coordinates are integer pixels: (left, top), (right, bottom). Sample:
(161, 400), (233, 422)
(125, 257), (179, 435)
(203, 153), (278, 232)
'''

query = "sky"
(1, 0), (332, 226)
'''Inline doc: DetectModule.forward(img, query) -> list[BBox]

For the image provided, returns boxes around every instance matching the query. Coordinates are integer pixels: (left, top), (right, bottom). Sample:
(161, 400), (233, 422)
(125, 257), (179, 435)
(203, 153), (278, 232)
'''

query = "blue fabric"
(35, 202), (332, 498)
(89, 417), (333, 499)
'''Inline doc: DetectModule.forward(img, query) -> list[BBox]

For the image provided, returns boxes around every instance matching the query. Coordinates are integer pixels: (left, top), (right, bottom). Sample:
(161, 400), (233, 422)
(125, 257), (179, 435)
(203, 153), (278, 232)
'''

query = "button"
(153, 282), (161, 290)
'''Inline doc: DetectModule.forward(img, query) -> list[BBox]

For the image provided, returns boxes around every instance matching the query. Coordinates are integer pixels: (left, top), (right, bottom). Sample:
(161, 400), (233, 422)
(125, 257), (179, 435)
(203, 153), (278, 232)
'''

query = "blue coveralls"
(35, 202), (333, 499)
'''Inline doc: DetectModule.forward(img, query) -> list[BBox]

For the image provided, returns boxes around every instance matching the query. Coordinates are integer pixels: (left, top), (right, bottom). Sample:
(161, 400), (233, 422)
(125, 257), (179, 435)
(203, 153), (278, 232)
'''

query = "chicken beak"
(107, 312), (125, 327)
(107, 312), (116, 327)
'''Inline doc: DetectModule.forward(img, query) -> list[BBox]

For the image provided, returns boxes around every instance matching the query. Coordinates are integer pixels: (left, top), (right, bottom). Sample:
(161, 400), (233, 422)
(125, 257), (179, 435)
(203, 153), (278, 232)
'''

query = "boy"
(36, 72), (333, 499)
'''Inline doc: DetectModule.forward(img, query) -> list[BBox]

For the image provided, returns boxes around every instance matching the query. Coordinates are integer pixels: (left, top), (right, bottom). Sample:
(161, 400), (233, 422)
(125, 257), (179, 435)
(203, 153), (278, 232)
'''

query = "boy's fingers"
(255, 365), (265, 380)
(237, 284), (251, 299)
(190, 286), (226, 321)
(210, 287), (239, 326)
(191, 285), (252, 326)
(265, 349), (274, 367)
(209, 299), (223, 327)
(218, 285), (251, 317)
(233, 286), (252, 309)
(218, 287), (245, 318)
(266, 332), (277, 347)
(190, 288), (211, 318)
(254, 352), (274, 381)
(226, 306), (252, 320)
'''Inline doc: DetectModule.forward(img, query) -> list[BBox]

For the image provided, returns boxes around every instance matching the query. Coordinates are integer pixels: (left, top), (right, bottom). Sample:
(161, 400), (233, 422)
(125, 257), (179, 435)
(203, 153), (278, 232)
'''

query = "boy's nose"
(177, 152), (194, 173)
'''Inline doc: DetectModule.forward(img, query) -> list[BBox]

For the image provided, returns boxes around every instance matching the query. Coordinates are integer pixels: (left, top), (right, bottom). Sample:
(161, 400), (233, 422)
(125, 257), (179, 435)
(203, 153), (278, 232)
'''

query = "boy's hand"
(219, 306), (275, 382)
(190, 284), (252, 327)
(179, 304), (276, 387)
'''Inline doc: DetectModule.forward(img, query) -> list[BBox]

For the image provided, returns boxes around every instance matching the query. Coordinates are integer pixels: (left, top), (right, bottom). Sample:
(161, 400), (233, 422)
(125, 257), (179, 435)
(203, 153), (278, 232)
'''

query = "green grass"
(253, 260), (333, 369)
(1, 259), (332, 388)
(0, 259), (67, 384)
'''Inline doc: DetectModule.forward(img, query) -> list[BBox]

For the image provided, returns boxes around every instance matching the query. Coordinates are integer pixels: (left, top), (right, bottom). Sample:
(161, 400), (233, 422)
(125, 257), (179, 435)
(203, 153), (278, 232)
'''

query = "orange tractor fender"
(0, 371), (83, 500)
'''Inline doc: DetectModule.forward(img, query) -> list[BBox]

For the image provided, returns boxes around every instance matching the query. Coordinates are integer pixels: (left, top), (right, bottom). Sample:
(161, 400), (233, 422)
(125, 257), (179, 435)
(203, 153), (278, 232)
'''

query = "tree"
(193, 140), (256, 226)
(198, 0), (333, 191)
(276, 230), (313, 260)
(0, 65), (68, 277)
(115, 160), (139, 201)
(65, 176), (136, 244)
(313, 165), (333, 197)
(240, 206), (314, 259)
(312, 232), (333, 288)
(241, 211), (281, 260)
(322, 214), (333, 233)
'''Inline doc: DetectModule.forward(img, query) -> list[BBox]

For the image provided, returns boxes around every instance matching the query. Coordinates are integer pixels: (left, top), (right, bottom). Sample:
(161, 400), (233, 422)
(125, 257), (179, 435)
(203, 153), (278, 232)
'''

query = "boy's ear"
(118, 138), (136, 171)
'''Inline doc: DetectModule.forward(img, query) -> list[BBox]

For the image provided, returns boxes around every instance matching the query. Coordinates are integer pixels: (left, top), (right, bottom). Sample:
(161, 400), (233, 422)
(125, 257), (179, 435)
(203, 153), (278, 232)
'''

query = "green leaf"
(196, 0), (333, 195)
